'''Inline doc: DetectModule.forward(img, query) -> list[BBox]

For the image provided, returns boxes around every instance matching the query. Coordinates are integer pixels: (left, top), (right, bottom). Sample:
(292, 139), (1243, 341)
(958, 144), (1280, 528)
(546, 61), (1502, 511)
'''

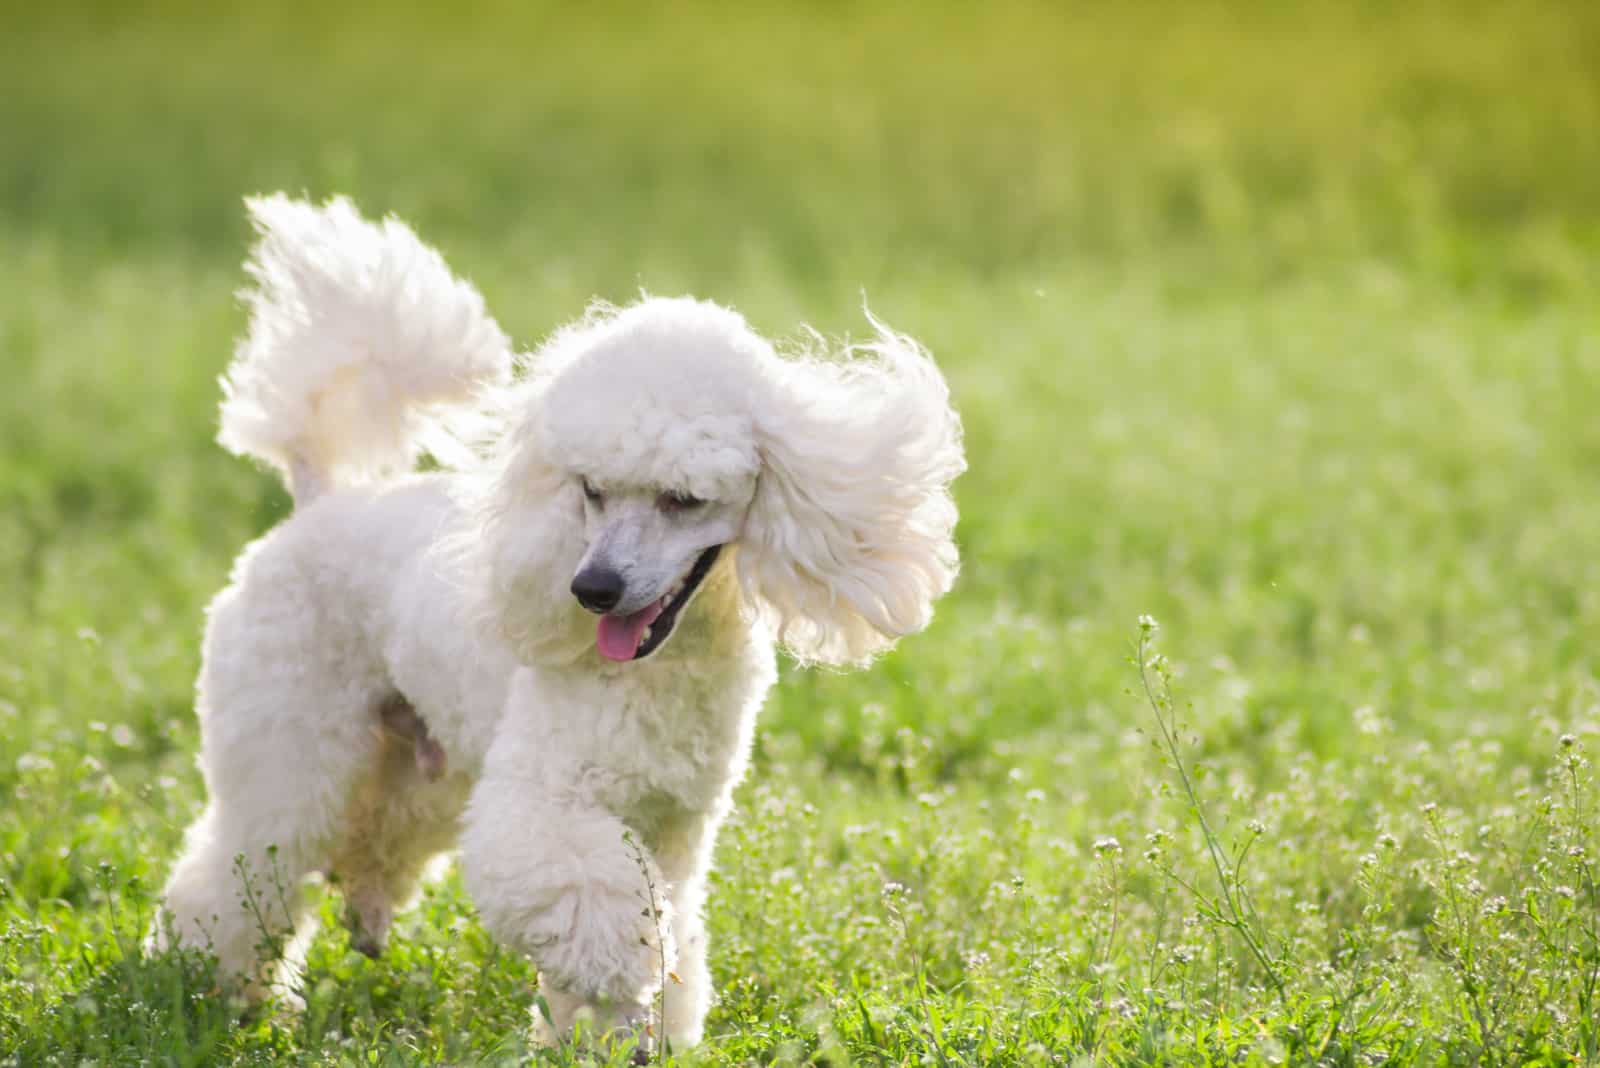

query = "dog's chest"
(594, 682), (748, 812)
(553, 648), (768, 818)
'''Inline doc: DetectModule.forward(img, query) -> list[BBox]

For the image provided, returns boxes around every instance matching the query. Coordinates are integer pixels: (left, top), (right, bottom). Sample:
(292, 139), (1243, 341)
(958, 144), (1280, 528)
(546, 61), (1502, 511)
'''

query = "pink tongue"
(596, 600), (665, 662)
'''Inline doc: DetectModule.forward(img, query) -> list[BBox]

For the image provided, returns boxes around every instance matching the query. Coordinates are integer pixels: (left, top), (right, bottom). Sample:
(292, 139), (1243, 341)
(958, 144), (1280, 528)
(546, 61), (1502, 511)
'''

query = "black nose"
(571, 566), (624, 613)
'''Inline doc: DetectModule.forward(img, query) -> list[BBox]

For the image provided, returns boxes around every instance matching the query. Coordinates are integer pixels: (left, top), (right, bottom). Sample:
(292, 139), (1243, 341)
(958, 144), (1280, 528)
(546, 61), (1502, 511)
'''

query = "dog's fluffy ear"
(737, 316), (965, 666)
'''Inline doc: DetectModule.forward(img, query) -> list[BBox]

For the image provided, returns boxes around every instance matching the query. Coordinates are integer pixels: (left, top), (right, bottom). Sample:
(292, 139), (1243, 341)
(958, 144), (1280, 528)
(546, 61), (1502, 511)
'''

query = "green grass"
(4, 1), (1600, 1063)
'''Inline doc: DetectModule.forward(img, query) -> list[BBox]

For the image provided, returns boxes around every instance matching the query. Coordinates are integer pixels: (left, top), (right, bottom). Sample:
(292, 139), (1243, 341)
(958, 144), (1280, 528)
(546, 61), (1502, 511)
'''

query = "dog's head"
(472, 297), (964, 667)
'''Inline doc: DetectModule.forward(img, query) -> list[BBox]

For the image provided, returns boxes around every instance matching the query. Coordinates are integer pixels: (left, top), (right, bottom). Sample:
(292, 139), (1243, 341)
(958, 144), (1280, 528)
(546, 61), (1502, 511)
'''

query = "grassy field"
(4, 2), (1600, 1063)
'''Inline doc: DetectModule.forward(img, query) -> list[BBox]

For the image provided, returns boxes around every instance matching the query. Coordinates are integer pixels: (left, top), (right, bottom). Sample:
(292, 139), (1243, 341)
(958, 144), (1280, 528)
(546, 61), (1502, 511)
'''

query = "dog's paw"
(343, 891), (392, 960)
(350, 930), (384, 960)
(531, 983), (652, 1058)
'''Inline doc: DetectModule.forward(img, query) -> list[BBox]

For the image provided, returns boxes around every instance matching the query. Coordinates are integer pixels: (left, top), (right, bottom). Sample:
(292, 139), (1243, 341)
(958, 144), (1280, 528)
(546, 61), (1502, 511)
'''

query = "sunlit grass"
(3, 2), (1600, 1063)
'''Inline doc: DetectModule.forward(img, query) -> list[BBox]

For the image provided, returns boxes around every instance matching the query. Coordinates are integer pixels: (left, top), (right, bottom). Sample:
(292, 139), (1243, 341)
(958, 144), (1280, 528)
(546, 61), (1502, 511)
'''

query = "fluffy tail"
(218, 195), (512, 504)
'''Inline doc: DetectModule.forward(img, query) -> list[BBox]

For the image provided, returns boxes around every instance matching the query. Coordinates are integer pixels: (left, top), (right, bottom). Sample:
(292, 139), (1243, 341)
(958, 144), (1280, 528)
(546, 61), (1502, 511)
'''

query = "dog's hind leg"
(336, 817), (456, 960)
(331, 701), (465, 958)
(152, 588), (391, 1002)
(156, 802), (328, 1003)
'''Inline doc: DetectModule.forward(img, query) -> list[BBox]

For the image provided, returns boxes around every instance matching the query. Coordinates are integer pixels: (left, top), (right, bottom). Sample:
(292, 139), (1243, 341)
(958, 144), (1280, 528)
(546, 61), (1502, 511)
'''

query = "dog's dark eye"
(581, 478), (603, 504)
(659, 490), (704, 514)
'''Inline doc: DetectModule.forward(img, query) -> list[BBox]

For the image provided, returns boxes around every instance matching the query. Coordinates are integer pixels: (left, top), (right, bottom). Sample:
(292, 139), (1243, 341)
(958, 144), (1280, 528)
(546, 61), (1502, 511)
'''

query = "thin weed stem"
(883, 884), (954, 1068)
(1134, 619), (1288, 1005)
(624, 829), (670, 1064)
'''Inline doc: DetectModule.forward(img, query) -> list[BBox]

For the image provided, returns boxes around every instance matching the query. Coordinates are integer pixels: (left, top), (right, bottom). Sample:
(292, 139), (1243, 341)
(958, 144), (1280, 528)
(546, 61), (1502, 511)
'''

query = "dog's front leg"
(459, 724), (674, 1053)
(649, 812), (723, 1050)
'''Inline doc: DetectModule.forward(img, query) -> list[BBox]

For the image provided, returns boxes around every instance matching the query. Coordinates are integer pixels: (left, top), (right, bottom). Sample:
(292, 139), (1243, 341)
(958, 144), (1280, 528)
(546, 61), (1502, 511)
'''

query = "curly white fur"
(219, 194), (511, 501)
(152, 197), (964, 1050)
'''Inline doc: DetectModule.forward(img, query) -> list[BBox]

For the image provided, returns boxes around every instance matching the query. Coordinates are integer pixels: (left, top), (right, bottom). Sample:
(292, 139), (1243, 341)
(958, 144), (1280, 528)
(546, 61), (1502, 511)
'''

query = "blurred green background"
(4, 2), (1600, 1063)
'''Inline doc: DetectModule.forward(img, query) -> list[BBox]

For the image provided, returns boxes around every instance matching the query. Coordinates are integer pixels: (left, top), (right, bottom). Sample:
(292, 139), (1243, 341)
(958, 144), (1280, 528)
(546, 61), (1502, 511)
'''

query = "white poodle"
(151, 195), (964, 1051)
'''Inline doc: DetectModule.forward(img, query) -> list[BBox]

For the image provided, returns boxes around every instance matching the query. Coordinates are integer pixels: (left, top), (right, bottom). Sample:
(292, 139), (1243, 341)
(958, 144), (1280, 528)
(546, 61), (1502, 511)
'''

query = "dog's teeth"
(643, 626), (653, 641)
(662, 593), (674, 606)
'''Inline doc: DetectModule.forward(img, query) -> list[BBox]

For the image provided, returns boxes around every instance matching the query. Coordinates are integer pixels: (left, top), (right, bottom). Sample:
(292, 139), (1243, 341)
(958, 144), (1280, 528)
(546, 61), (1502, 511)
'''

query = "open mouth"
(594, 545), (722, 662)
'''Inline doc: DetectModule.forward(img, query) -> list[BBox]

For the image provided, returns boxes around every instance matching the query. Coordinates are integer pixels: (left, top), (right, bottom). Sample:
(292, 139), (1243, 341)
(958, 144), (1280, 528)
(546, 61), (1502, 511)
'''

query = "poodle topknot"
(151, 195), (964, 1050)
